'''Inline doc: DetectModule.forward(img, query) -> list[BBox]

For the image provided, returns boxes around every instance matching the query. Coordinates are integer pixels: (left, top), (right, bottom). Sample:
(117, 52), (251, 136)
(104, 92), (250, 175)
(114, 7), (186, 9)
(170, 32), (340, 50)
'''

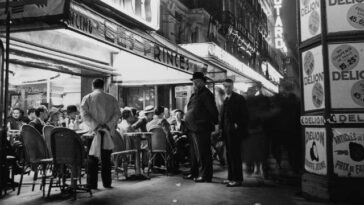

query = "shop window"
(8, 64), (81, 112)
(121, 86), (155, 110)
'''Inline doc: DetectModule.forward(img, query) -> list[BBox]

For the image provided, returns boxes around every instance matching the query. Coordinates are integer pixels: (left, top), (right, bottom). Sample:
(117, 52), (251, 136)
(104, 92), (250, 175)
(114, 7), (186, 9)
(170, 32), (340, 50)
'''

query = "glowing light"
(274, 0), (286, 52)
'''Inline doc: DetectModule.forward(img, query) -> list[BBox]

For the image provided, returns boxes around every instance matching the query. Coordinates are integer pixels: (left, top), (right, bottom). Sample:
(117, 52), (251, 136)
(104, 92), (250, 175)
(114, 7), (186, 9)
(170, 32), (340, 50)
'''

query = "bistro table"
(123, 132), (152, 180)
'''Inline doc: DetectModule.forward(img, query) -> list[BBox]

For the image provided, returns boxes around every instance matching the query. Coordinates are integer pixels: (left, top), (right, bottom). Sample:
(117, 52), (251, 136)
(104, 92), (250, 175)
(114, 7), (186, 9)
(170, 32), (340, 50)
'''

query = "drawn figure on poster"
(310, 141), (319, 162)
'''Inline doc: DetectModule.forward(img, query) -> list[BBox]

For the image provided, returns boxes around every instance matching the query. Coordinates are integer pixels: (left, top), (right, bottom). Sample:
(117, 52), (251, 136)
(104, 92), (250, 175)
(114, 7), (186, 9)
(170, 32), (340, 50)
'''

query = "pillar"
(298, 0), (364, 202)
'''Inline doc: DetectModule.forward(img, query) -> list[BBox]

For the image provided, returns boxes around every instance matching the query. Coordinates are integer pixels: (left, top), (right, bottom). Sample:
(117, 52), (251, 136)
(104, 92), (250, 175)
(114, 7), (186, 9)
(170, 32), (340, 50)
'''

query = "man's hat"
(144, 105), (155, 113)
(190, 72), (207, 82)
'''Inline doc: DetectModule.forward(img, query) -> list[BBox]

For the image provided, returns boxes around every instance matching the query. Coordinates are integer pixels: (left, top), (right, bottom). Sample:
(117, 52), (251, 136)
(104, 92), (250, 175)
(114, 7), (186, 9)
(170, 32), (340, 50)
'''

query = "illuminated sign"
(274, 0), (285, 50)
(68, 3), (206, 75)
(100, 0), (160, 30)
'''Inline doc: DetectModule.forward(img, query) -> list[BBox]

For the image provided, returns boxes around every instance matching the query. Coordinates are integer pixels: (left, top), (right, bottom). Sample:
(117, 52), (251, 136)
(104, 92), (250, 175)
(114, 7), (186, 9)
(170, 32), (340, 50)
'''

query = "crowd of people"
(4, 73), (301, 191)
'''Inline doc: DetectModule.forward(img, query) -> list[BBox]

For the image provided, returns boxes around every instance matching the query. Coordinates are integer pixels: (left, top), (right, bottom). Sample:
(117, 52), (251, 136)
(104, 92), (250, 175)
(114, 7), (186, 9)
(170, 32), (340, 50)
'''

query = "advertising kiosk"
(298, 0), (364, 201)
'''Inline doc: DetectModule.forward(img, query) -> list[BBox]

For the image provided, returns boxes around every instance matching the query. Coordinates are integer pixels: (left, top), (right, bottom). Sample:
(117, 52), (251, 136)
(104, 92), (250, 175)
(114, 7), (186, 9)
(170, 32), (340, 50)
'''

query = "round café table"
(123, 132), (152, 180)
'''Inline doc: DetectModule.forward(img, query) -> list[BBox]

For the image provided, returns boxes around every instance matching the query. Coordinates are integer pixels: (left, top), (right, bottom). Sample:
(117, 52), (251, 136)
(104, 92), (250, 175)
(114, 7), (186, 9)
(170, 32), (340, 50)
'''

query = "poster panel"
(302, 46), (325, 111)
(0, 0), (67, 21)
(305, 127), (327, 175)
(326, 1), (364, 33)
(333, 128), (364, 177)
(329, 43), (364, 109)
(300, 0), (322, 42)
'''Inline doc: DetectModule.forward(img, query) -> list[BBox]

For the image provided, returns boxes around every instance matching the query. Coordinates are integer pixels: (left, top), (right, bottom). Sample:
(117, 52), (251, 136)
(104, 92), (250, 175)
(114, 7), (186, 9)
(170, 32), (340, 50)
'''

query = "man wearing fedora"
(184, 72), (219, 182)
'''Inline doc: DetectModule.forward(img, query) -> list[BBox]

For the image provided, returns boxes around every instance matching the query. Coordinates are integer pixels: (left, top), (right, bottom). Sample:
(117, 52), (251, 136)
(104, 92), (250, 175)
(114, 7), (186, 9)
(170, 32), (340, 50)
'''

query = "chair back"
(28, 121), (37, 128)
(150, 128), (167, 151)
(20, 125), (49, 163)
(50, 127), (84, 165)
(43, 125), (55, 157)
(112, 131), (126, 152)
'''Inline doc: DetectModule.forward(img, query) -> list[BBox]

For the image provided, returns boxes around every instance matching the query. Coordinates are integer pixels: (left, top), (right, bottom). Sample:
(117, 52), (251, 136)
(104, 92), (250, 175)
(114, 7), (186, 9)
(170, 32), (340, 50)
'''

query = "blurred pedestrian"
(81, 78), (121, 189)
(184, 72), (218, 183)
(220, 79), (249, 187)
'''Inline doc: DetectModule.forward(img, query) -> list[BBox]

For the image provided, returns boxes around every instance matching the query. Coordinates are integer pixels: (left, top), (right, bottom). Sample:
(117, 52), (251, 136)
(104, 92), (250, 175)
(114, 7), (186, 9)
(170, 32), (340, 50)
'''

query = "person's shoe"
(103, 185), (113, 189)
(226, 181), (242, 187)
(222, 180), (230, 184)
(194, 177), (212, 183)
(183, 174), (195, 180)
(86, 184), (98, 190)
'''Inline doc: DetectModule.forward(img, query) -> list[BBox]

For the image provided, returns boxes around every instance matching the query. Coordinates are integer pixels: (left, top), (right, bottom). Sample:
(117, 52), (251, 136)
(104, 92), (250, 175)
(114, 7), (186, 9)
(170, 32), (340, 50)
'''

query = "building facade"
(159, 0), (287, 97)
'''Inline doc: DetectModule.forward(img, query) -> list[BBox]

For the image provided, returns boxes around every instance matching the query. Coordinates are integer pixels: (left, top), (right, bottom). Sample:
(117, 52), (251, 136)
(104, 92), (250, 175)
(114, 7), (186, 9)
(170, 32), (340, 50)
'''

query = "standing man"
(81, 79), (121, 189)
(184, 72), (218, 183)
(221, 79), (249, 187)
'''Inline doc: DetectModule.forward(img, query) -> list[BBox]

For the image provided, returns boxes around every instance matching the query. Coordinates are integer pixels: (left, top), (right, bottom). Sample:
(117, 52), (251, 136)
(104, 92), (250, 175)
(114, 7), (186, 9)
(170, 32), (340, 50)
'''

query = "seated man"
(31, 107), (48, 134)
(132, 105), (154, 132)
(170, 109), (190, 164)
(147, 106), (177, 171)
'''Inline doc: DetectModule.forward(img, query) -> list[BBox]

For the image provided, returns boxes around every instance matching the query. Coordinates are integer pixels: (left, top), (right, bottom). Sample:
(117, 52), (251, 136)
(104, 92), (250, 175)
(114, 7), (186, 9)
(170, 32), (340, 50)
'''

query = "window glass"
(8, 64), (81, 112)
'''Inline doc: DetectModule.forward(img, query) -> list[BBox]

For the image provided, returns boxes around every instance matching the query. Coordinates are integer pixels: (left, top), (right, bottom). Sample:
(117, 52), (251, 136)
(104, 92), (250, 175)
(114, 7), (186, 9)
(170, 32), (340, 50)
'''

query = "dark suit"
(185, 86), (218, 180)
(221, 92), (249, 181)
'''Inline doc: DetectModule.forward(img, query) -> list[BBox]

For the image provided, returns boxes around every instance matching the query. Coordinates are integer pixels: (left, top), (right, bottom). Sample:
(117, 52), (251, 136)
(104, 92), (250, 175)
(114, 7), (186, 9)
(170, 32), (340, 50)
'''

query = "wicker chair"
(18, 125), (53, 197)
(43, 125), (55, 157)
(49, 127), (91, 199)
(111, 131), (138, 179)
(147, 128), (170, 176)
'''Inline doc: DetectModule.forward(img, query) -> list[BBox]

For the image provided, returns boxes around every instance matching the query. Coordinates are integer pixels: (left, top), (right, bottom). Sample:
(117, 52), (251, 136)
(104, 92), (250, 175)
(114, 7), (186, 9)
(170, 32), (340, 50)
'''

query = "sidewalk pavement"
(0, 166), (341, 205)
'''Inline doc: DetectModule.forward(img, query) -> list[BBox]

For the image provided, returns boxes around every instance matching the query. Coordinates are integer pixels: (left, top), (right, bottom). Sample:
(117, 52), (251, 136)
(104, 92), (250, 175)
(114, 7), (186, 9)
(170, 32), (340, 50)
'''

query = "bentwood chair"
(18, 125), (53, 197)
(49, 128), (91, 199)
(147, 128), (170, 176)
(43, 125), (55, 157)
(111, 131), (138, 179)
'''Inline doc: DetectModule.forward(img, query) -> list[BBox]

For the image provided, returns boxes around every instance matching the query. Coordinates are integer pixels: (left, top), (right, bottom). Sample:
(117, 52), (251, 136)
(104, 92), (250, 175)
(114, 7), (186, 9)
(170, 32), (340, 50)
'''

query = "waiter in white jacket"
(81, 78), (121, 189)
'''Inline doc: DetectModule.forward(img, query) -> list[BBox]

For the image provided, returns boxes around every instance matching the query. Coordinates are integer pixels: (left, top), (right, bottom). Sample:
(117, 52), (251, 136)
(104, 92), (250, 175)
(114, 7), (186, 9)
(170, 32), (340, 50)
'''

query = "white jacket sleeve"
(80, 95), (99, 131)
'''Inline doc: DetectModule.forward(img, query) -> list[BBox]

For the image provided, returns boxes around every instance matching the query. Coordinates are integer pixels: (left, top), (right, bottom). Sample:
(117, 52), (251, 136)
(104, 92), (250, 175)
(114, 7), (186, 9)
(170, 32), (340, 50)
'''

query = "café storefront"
(0, 0), (223, 193)
(0, 0), (225, 113)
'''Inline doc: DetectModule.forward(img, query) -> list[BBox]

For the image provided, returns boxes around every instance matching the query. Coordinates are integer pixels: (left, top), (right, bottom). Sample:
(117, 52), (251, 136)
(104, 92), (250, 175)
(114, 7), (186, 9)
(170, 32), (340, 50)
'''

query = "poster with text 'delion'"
(300, 0), (322, 42)
(333, 128), (364, 177)
(326, 1), (364, 33)
(329, 43), (364, 109)
(302, 46), (325, 111)
(305, 128), (327, 175)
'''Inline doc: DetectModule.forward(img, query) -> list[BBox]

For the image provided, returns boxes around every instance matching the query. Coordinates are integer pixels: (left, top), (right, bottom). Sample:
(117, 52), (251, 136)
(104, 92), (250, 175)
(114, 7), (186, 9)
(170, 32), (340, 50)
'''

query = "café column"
(298, 0), (364, 201)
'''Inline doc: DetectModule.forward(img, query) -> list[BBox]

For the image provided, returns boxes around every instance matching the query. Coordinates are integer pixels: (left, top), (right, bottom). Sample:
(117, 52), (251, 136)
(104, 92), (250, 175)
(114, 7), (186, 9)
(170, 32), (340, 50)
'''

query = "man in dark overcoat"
(184, 72), (219, 182)
(221, 79), (249, 187)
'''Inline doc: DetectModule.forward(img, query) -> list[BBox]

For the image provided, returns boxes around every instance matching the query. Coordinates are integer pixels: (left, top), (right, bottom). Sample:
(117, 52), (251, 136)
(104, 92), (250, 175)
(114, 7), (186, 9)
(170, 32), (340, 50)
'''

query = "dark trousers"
(225, 131), (243, 181)
(189, 132), (213, 180)
(87, 149), (112, 188)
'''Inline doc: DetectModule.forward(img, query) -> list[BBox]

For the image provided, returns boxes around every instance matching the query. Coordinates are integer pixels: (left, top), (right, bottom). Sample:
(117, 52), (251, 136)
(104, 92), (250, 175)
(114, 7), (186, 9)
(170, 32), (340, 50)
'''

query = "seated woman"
(65, 105), (82, 130)
(7, 108), (26, 131)
(118, 109), (135, 135)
